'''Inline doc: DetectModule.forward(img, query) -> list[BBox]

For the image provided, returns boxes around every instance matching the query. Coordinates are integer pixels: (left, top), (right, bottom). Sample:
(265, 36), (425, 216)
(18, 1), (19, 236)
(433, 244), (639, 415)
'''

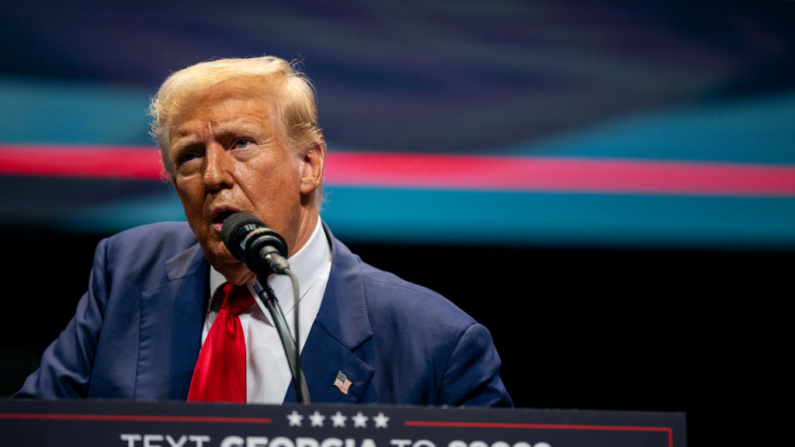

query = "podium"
(0, 400), (686, 447)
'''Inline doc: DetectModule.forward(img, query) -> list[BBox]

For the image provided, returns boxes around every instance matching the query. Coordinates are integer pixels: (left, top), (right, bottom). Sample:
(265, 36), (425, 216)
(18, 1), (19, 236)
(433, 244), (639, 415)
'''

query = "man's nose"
(202, 143), (234, 190)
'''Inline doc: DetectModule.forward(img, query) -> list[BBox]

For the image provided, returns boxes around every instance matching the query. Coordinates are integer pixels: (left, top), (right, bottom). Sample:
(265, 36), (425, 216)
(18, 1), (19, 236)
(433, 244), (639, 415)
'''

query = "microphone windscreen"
(221, 212), (264, 252)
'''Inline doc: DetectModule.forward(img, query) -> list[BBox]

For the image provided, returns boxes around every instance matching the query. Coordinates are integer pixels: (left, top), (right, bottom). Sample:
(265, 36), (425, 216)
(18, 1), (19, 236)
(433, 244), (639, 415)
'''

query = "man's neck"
(287, 207), (319, 258)
(209, 217), (330, 307)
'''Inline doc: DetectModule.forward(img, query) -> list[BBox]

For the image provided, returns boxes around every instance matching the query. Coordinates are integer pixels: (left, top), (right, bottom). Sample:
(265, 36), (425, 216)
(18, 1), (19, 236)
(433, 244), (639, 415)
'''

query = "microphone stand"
(253, 278), (311, 404)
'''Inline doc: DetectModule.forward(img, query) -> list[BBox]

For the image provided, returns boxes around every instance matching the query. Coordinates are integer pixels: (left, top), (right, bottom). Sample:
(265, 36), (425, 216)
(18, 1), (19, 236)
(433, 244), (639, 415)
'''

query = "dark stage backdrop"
(2, 1), (793, 445)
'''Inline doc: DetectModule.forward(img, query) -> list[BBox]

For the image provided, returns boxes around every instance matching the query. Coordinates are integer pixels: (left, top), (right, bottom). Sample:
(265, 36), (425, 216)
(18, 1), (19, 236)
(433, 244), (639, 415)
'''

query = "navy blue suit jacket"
(17, 222), (511, 406)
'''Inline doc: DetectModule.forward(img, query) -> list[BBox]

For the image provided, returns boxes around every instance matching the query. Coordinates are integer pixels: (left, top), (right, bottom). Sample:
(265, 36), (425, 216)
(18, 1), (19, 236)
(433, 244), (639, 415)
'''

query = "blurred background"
(1, 0), (793, 444)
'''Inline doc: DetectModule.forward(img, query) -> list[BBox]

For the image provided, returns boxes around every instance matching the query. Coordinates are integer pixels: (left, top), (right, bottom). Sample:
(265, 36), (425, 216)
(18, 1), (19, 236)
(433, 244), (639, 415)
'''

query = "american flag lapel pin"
(333, 371), (352, 395)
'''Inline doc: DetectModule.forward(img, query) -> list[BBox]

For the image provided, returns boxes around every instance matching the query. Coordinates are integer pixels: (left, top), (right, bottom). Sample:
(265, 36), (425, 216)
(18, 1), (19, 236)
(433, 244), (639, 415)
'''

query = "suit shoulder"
(105, 222), (197, 253)
(330, 236), (477, 330)
(99, 222), (201, 288)
(356, 257), (477, 330)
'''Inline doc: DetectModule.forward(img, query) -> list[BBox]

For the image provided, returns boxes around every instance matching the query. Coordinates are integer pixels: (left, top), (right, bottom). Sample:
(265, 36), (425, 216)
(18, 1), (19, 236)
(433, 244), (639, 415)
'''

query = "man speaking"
(16, 56), (512, 406)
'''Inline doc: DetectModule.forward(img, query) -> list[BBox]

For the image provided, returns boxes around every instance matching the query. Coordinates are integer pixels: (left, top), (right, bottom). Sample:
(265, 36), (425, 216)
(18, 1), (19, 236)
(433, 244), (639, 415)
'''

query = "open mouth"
(213, 210), (237, 227)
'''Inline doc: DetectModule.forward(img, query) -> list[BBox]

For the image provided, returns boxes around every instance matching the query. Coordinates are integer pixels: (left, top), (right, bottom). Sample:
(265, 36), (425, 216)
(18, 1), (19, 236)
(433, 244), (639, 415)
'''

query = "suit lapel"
(284, 225), (376, 404)
(132, 224), (376, 402)
(284, 324), (376, 404)
(135, 242), (209, 400)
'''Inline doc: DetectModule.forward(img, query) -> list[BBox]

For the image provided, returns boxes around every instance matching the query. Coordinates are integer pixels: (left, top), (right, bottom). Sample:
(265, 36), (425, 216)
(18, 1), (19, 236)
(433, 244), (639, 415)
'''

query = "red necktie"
(187, 283), (255, 402)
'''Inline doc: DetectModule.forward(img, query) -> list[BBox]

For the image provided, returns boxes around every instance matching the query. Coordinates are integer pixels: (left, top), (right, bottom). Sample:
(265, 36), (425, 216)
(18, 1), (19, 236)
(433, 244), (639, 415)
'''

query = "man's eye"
(178, 152), (200, 165)
(234, 139), (252, 149)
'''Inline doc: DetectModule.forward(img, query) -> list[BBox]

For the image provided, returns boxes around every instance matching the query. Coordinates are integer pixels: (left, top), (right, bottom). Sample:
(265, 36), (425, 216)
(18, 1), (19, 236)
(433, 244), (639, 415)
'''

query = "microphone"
(220, 212), (312, 403)
(221, 212), (290, 277)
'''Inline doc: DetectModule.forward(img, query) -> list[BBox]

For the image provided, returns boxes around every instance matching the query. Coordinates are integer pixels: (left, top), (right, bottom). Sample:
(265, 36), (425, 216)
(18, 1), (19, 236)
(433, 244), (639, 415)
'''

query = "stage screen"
(2, 1), (794, 249)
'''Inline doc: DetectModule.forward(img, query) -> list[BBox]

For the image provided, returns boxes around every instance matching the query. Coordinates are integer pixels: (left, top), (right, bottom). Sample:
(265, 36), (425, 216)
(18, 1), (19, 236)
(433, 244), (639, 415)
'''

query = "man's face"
(168, 77), (322, 284)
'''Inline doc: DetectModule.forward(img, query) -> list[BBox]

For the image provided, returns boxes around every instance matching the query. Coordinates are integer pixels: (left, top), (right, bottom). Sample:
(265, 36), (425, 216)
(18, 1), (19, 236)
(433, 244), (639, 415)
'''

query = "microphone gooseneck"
(220, 212), (311, 404)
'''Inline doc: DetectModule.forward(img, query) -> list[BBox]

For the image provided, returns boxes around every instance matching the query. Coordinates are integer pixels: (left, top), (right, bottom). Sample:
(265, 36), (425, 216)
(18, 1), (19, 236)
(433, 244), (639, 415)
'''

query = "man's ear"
(299, 143), (325, 195)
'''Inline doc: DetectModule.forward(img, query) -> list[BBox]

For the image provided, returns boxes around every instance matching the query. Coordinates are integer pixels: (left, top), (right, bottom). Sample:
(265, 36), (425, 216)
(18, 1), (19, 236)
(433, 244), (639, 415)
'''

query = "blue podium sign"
(0, 400), (685, 447)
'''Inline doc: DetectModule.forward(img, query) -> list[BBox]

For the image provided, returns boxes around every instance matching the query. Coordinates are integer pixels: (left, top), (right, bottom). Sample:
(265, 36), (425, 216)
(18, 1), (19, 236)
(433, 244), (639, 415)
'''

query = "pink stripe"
(1, 144), (794, 196)
(325, 152), (795, 196)
(0, 145), (164, 180)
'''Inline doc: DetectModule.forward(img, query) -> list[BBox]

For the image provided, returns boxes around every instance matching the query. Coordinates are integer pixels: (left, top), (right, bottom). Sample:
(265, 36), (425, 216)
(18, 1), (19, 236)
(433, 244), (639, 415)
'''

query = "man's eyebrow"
(213, 120), (267, 136)
(170, 136), (203, 155)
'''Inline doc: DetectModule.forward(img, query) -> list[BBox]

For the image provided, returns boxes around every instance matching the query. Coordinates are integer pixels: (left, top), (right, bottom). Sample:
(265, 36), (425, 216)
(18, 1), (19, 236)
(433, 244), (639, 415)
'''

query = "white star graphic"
(287, 410), (304, 427)
(308, 411), (326, 427)
(330, 411), (347, 428)
(372, 412), (390, 428)
(352, 412), (368, 428)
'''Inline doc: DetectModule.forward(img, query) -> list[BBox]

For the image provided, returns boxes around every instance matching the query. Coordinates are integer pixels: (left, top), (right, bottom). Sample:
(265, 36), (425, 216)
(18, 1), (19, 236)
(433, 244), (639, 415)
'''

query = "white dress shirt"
(203, 219), (332, 403)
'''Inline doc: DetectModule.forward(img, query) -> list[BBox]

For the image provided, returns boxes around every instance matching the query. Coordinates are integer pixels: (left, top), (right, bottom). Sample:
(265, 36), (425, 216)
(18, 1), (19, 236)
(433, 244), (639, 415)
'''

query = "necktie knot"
(188, 282), (254, 403)
(220, 283), (255, 316)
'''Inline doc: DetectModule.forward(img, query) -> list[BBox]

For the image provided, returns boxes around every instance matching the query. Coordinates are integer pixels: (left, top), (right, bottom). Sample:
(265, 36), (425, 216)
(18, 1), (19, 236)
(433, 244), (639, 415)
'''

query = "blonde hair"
(149, 56), (326, 176)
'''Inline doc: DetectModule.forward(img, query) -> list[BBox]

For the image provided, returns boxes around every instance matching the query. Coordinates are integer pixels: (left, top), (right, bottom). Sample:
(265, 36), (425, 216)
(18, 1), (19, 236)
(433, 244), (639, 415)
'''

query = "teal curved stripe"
(320, 187), (795, 249)
(2, 76), (794, 167)
(0, 77), (152, 145)
(498, 90), (795, 165)
(55, 186), (795, 249)
(4, 78), (793, 248)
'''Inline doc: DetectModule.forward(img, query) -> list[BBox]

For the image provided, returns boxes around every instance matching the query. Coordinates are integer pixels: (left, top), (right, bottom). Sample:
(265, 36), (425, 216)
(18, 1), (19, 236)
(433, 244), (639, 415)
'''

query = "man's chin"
(202, 244), (254, 285)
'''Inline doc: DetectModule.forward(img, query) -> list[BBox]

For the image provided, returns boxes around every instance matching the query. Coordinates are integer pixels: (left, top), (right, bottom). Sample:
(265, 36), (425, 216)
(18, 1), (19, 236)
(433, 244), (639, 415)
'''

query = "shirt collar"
(209, 219), (331, 312)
